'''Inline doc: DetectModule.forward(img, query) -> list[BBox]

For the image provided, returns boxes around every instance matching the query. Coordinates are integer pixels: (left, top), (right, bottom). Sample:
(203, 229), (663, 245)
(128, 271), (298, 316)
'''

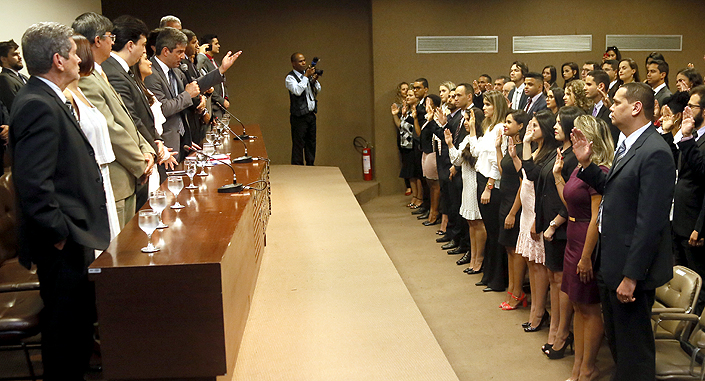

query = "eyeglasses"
(688, 103), (701, 110)
(103, 34), (116, 42)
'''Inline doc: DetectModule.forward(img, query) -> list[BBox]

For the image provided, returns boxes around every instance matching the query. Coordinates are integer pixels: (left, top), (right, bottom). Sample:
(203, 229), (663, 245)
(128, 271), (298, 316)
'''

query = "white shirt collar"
(609, 79), (618, 89)
(529, 92), (542, 104)
(653, 83), (667, 95)
(110, 52), (130, 73)
(616, 122), (651, 153)
(93, 62), (104, 76)
(36, 76), (66, 102)
(154, 56), (171, 79)
(594, 99), (604, 112)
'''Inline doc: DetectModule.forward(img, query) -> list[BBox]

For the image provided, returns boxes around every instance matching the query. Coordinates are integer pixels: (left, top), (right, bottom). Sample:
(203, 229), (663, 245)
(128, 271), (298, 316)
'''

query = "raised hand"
(218, 50), (242, 74)
(523, 119), (536, 143)
(443, 128), (453, 146)
(597, 85), (612, 108)
(553, 147), (564, 177)
(472, 80), (480, 94)
(661, 105), (675, 133)
(507, 139), (517, 158)
(682, 106), (695, 138)
(495, 128), (503, 149)
(571, 128), (593, 167)
(435, 107), (447, 126)
(391, 103), (399, 115)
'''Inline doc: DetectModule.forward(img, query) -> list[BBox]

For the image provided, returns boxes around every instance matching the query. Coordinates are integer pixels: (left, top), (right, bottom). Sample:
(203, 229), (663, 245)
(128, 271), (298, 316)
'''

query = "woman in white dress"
(444, 107), (485, 274)
(64, 35), (120, 248)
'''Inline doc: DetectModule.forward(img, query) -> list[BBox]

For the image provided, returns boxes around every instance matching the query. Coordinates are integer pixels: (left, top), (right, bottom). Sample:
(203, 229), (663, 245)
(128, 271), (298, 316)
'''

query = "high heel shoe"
(499, 292), (514, 308)
(501, 292), (527, 310)
(545, 332), (574, 359)
(541, 343), (553, 353)
(524, 310), (550, 332)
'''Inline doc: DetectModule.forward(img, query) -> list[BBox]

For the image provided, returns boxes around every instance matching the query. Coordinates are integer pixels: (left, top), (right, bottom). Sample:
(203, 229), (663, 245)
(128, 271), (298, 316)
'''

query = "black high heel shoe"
(524, 311), (550, 332)
(545, 332), (574, 359)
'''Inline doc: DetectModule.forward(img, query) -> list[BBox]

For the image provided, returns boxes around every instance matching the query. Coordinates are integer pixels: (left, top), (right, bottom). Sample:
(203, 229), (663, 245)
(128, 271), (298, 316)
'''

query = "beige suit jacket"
(79, 71), (154, 201)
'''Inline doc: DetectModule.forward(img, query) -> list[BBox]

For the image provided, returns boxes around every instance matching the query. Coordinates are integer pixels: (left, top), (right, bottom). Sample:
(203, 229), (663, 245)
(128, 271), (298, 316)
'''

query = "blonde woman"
(550, 115), (613, 380)
(564, 80), (593, 114)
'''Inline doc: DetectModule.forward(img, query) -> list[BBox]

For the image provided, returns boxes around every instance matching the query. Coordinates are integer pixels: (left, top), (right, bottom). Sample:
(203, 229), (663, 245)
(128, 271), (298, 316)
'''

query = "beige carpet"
(361, 194), (615, 381)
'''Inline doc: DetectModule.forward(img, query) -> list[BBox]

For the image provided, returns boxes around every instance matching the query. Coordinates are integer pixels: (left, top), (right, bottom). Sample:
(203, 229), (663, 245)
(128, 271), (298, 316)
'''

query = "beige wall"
(0, 0), (102, 77)
(103, 0), (375, 183)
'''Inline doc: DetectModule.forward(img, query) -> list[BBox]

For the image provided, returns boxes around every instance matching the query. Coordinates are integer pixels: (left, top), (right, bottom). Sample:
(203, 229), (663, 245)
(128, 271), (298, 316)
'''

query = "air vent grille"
(606, 35), (682, 51)
(416, 36), (498, 54)
(513, 35), (592, 54)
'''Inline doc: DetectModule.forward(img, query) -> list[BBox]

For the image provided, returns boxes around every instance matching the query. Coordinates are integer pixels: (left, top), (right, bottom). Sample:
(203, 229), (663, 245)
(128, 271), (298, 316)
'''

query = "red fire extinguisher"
(354, 137), (373, 181)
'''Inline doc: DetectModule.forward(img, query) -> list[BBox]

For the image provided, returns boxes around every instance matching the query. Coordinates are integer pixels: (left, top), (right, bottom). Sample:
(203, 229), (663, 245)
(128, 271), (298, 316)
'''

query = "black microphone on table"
(213, 116), (253, 164)
(214, 101), (252, 140)
(183, 145), (244, 193)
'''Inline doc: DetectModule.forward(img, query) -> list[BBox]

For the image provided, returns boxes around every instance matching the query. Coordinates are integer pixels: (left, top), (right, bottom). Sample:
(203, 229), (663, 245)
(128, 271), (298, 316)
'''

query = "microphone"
(183, 145), (244, 193)
(213, 116), (252, 164)
(214, 101), (252, 140)
(179, 62), (193, 82)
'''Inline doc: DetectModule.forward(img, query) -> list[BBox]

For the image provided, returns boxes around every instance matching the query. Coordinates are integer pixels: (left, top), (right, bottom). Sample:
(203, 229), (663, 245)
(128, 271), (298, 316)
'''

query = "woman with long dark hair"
(543, 65), (558, 90)
(561, 62), (580, 89)
(546, 87), (565, 115)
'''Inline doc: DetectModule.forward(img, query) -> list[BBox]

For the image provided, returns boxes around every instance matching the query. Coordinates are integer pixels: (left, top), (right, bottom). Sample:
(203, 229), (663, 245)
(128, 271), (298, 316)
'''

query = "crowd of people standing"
(391, 46), (705, 380)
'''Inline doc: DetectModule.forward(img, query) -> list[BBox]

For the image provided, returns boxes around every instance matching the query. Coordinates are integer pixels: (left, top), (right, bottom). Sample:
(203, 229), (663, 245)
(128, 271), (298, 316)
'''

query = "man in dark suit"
(522, 72), (547, 116)
(10, 22), (110, 380)
(586, 70), (619, 144)
(507, 61), (529, 110)
(574, 82), (675, 380)
(0, 39), (28, 111)
(196, 34), (229, 120)
(0, 101), (8, 174)
(647, 59), (672, 108)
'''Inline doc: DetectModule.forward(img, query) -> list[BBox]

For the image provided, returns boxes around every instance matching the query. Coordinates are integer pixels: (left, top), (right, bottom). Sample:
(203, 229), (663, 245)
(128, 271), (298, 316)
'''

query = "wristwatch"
(549, 221), (557, 228)
(486, 183), (494, 190)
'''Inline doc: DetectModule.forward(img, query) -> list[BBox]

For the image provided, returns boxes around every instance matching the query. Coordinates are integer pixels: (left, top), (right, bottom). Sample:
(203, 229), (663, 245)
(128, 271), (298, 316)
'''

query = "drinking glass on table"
(221, 114), (230, 128)
(203, 142), (215, 167)
(149, 190), (168, 229)
(168, 176), (185, 209)
(138, 210), (160, 253)
(185, 159), (198, 189)
(205, 132), (216, 145)
(196, 152), (208, 176)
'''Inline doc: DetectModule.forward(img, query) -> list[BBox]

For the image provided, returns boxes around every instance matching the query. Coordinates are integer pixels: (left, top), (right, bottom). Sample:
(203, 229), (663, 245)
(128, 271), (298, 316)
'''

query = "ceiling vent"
(605, 35), (682, 51)
(513, 35), (592, 54)
(416, 36), (498, 54)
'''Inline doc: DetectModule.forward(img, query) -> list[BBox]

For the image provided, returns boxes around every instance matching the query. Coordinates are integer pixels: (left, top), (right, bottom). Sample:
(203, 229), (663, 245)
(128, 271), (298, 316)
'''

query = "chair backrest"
(654, 266), (702, 339)
(0, 170), (16, 265)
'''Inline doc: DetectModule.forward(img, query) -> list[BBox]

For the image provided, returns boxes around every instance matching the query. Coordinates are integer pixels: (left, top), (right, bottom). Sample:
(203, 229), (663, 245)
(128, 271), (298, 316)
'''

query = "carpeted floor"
(361, 194), (615, 381)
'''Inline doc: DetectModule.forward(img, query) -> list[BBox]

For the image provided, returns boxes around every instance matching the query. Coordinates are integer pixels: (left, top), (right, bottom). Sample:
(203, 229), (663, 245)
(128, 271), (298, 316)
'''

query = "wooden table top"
(90, 124), (267, 269)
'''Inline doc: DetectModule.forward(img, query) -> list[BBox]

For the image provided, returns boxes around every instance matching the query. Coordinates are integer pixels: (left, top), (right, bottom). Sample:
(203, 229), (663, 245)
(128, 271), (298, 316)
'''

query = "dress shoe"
(436, 235), (452, 243)
(456, 252), (471, 265)
(447, 246), (467, 255)
(465, 268), (482, 275)
(441, 240), (458, 250)
(423, 219), (440, 226)
(411, 207), (428, 215)
(475, 281), (487, 286)
(524, 311), (550, 332)
(416, 211), (430, 220)
(436, 230), (446, 235)
(483, 286), (505, 292)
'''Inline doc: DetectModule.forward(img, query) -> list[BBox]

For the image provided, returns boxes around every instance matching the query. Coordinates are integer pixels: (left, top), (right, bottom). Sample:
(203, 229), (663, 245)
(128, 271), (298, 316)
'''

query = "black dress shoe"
(411, 207), (428, 215)
(456, 252), (471, 265)
(475, 281), (487, 286)
(483, 286), (505, 292)
(422, 219), (440, 226)
(436, 235), (452, 243)
(441, 240), (458, 250)
(416, 211), (430, 220)
(465, 268), (482, 275)
(447, 246), (467, 255)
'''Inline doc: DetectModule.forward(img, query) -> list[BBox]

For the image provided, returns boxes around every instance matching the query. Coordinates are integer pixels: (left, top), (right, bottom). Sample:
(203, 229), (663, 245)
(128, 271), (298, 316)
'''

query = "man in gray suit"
(0, 39), (28, 111)
(196, 34), (229, 120)
(73, 12), (155, 227)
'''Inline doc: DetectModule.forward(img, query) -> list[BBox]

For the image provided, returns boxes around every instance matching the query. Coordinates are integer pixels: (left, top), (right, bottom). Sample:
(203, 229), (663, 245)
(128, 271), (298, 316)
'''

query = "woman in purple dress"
(550, 115), (614, 381)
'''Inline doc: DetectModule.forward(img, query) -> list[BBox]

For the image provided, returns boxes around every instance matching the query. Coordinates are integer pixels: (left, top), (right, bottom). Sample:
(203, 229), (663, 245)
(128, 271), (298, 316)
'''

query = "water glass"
(196, 152), (208, 176)
(149, 190), (168, 229)
(168, 176), (185, 209)
(203, 143), (215, 167)
(138, 210), (160, 253)
(185, 159), (198, 189)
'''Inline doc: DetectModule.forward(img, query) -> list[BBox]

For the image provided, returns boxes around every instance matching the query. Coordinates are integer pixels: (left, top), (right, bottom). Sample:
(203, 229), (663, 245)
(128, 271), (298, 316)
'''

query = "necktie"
(524, 98), (532, 112)
(613, 140), (627, 167)
(65, 100), (78, 122)
(592, 106), (599, 117)
(168, 69), (179, 96)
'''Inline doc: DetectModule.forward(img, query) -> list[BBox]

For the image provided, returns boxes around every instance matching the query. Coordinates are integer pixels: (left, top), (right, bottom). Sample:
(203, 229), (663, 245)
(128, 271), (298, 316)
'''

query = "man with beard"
(0, 39), (28, 110)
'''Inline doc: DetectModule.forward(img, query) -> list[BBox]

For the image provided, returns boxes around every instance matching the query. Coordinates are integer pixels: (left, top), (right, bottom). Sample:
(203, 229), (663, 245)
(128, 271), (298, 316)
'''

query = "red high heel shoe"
(501, 292), (527, 310)
(499, 292), (514, 308)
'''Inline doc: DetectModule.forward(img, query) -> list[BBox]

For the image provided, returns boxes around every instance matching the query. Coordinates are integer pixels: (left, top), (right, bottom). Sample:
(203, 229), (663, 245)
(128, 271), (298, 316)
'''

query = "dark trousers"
(35, 240), (96, 381)
(598, 277), (655, 381)
(447, 172), (468, 246)
(291, 112), (316, 165)
(675, 234), (705, 314)
(135, 182), (149, 211)
(478, 173), (505, 289)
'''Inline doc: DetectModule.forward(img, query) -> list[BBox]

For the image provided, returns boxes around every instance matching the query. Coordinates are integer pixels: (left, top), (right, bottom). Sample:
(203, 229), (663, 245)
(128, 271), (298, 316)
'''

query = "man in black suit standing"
(586, 70), (619, 144)
(574, 82), (675, 380)
(0, 39), (28, 111)
(507, 61), (529, 110)
(522, 72), (547, 116)
(10, 22), (110, 380)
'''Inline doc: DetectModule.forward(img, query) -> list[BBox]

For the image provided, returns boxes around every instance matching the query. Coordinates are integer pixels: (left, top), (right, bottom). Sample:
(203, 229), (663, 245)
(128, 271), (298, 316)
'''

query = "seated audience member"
(619, 58), (640, 84)
(581, 61), (600, 81)
(546, 87), (564, 115)
(585, 70), (618, 143)
(159, 15), (182, 29)
(494, 75), (510, 91)
(73, 11), (155, 227)
(10, 21), (110, 380)
(647, 59), (672, 107)
(564, 80), (592, 114)
(602, 59), (621, 99)
(523, 72), (547, 116)
(561, 62), (580, 89)
(508, 61), (529, 109)
(542, 65), (558, 89)
(676, 67), (704, 92)
(604, 46), (621, 62)
(0, 39), (28, 111)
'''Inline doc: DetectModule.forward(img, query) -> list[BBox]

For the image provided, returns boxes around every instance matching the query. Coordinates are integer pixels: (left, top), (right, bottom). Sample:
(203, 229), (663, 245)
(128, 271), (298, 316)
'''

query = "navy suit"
(524, 93), (547, 116)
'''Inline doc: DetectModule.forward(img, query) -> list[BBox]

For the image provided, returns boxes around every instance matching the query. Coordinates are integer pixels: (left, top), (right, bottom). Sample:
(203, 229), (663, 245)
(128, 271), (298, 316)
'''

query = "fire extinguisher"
(354, 137), (373, 181)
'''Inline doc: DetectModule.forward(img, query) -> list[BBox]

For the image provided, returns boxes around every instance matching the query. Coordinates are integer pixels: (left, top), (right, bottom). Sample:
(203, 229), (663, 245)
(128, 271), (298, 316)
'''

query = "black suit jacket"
(594, 104), (619, 145)
(578, 125), (675, 290)
(434, 110), (463, 181)
(669, 135), (705, 236)
(102, 56), (161, 153)
(0, 101), (7, 174)
(0, 67), (26, 111)
(508, 87), (528, 110)
(9, 77), (110, 267)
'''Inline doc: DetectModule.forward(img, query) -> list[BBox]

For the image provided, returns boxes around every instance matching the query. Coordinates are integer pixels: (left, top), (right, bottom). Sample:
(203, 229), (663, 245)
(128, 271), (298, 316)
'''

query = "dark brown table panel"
(89, 125), (269, 381)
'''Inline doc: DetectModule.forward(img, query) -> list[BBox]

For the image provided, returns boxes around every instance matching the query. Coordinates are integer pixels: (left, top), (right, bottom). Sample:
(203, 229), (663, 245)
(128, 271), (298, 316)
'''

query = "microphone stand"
(214, 101), (252, 140)
(214, 117), (253, 164)
(183, 145), (244, 193)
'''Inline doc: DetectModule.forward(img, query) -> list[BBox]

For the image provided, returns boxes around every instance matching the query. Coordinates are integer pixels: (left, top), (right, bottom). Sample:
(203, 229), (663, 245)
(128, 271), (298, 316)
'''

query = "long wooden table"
(88, 125), (270, 381)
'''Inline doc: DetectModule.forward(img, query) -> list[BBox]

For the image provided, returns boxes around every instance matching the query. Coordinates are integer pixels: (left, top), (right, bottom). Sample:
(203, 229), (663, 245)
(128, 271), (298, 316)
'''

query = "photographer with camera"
(286, 52), (322, 165)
